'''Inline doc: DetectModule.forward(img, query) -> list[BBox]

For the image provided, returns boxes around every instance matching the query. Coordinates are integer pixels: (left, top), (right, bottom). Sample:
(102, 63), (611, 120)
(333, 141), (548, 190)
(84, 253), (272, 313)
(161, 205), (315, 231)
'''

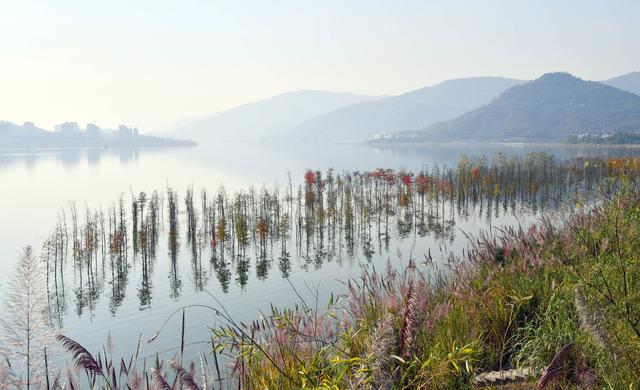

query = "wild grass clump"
(213, 178), (640, 388)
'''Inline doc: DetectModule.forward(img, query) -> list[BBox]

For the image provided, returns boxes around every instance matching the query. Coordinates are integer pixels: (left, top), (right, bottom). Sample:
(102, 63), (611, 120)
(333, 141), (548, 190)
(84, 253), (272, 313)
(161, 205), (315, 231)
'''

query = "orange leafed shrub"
(256, 218), (268, 239)
(470, 166), (480, 180)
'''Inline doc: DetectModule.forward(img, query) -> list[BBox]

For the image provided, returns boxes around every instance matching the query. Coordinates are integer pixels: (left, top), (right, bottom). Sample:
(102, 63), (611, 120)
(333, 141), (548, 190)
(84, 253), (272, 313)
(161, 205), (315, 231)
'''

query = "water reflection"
(58, 149), (82, 168)
(119, 148), (139, 164)
(0, 146), (155, 172)
(181, 141), (640, 180)
(87, 148), (101, 167)
(38, 153), (639, 326)
(4, 144), (640, 372)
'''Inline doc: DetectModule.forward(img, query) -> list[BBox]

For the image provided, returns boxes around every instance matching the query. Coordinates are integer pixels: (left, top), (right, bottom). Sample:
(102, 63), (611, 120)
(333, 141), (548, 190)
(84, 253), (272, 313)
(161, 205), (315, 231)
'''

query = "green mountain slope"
(398, 73), (640, 143)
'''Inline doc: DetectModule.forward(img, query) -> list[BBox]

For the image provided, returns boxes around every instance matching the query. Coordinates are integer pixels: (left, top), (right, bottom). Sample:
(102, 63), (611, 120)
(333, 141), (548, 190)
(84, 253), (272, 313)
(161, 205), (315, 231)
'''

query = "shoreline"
(364, 141), (640, 148)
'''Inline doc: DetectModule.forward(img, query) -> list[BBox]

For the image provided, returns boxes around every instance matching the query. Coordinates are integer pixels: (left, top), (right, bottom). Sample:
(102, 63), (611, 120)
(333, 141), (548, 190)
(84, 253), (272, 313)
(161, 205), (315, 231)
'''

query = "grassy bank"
(215, 177), (640, 388)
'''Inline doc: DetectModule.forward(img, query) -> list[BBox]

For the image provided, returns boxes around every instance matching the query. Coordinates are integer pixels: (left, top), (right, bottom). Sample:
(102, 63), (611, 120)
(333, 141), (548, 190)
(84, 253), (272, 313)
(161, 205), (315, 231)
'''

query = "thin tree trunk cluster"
(38, 154), (620, 321)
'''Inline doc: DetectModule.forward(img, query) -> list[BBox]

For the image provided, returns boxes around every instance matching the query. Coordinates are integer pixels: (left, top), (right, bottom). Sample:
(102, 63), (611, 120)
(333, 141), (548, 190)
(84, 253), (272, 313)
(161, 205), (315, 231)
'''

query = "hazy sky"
(1, 0), (639, 131)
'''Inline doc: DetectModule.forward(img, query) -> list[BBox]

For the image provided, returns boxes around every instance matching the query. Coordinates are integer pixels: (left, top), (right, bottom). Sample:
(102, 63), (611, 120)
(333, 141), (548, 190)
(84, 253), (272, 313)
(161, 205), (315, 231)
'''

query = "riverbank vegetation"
(213, 164), (640, 388)
(2, 154), (639, 388)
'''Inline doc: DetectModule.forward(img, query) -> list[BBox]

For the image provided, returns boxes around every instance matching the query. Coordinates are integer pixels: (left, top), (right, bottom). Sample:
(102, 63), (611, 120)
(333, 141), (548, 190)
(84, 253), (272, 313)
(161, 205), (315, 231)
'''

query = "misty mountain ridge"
(603, 71), (640, 96)
(7, 70), (640, 147)
(0, 121), (48, 137)
(161, 70), (640, 144)
(286, 77), (526, 143)
(165, 90), (384, 143)
(391, 72), (640, 143)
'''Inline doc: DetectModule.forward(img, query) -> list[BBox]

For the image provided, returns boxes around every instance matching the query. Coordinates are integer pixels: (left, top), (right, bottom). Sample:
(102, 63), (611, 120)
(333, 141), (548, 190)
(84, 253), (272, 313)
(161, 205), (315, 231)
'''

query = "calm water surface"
(1, 142), (638, 370)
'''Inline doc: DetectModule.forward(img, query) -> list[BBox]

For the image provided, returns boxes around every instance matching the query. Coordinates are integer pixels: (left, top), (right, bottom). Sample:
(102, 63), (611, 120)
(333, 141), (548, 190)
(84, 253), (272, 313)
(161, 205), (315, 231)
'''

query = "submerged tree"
(0, 246), (54, 389)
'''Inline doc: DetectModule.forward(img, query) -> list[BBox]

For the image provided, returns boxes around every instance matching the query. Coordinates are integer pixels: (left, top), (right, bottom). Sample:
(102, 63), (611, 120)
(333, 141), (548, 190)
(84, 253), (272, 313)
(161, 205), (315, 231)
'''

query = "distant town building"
(116, 125), (140, 137)
(372, 133), (397, 140)
(23, 122), (35, 130)
(118, 125), (132, 137)
(118, 125), (138, 138)
(55, 122), (81, 134)
(86, 123), (101, 136)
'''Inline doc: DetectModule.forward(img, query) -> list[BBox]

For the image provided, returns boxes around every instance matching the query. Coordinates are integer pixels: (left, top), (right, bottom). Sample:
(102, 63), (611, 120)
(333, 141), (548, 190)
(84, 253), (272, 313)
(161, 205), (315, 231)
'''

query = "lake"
(1, 142), (638, 375)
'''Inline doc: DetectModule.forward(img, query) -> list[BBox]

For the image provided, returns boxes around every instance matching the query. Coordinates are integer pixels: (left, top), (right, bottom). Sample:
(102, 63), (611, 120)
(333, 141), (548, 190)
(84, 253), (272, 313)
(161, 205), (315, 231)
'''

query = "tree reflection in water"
(41, 153), (622, 323)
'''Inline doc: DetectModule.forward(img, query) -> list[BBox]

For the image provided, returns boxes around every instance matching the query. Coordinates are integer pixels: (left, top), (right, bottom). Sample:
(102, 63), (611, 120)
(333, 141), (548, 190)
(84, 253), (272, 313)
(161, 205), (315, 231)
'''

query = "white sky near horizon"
(0, 0), (639, 132)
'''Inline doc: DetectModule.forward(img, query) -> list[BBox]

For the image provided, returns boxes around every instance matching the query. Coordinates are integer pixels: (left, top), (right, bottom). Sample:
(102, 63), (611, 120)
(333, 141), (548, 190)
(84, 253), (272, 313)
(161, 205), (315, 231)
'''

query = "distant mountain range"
(7, 70), (639, 147)
(165, 78), (526, 143)
(0, 121), (48, 137)
(390, 73), (640, 143)
(286, 77), (526, 143)
(163, 90), (382, 143)
(163, 70), (640, 145)
(603, 71), (640, 96)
